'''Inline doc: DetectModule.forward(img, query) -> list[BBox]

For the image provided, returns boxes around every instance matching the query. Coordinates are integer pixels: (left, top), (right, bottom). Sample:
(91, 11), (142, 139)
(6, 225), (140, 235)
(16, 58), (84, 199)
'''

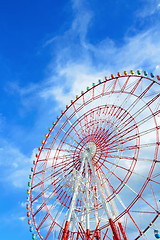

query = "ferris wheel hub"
(80, 141), (97, 160)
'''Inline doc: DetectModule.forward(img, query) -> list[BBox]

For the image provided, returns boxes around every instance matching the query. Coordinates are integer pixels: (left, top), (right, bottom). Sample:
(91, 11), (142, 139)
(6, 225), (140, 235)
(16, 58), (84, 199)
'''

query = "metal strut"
(87, 157), (120, 240)
(61, 158), (85, 240)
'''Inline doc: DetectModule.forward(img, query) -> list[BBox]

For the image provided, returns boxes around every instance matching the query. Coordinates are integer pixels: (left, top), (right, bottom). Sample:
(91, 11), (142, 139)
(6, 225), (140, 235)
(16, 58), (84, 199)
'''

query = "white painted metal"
(87, 156), (113, 219)
(100, 170), (119, 217)
(85, 160), (90, 231)
(66, 158), (85, 222)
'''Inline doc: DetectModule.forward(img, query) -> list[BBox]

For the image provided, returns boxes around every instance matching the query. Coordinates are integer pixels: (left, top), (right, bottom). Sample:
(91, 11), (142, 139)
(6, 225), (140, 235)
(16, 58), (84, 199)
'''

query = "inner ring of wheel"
(50, 104), (140, 209)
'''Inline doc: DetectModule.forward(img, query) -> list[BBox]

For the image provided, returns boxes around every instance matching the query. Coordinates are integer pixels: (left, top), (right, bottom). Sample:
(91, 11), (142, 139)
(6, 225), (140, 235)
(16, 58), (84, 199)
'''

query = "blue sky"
(0, 0), (160, 239)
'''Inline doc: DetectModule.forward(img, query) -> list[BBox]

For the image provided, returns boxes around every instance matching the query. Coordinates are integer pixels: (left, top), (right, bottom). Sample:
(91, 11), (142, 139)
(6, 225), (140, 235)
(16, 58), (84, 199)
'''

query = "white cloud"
(71, 0), (93, 45)
(19, 216), (26, 221)
(20, 202), (26, 208)
(35, 0), (160, 112)
(136, 0), (160, 18)
(0, 141), (36, 188)
(13, 162), (18, 168)
(40, 27), (160, 111)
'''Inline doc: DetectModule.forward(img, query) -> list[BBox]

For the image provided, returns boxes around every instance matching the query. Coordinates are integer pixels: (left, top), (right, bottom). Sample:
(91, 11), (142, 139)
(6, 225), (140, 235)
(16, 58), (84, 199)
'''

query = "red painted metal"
(86, 229), (90, 240)
(62, 221), (69, 240)
(109, 218), (119, 240)
(118, 222), (127, 240)
(76, 232), (80, 240)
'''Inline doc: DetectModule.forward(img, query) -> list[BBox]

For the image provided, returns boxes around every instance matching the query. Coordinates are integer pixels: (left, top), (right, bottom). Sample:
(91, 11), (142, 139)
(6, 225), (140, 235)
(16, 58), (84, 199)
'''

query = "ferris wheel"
(26, 70), (160, 240)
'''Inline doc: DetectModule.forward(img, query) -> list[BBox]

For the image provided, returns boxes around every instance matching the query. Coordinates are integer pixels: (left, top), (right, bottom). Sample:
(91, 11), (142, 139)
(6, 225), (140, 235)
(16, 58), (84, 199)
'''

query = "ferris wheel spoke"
(149, 182), (159, 210)
(148, 179), (160, 186)
(103, 154), (134, 161)
(126, 212), (152, 240)
(87, 105), (96, 139)
(71, 102), (87, 138)
(152, 171), (160, 179)
(37, 198), (62, 231)
(118, 105), (156, 135)
(35, 196), (60, 224)
(125, 76), (142, 94)
(55, 148), (76, 154)
(32, 163), (74, 190)
(33, 186), (63, 213)
(104, 90), (138, 129)
(111, 80), (154, 130)
(63, 112), (83, 142)
(102, 227), (110, 240)
(106, 126), (158, 149)
(56, 123), (82, 147)
(108, 108), (159, 147)
(131, 210), (157, 214)
(96, 159), (156, 213)
(33, 158), (73, 177)
(104, 121), (136, 147)
(32, 169), (73, 203)
(121, 82), (155, 119)
(37, 156), (68, 162)
(118, 107), (159, 139)
(52, 155), (75, 166)
(99, 156), (154, 184)
(127, 211), (142, 235)
(61, 141), (81, 151)
(106, 142), (158, 155)
(32, 183), (53, 203)
(52, 163), (74, 180)
(100, 118), (137, 147)
(104, 154), (157, 163)
(84, 113), (90, 137)
(44, 203), (66, 240)
(103, 78), (131, 124)
(124, 182), (159, 213)
(34, 165), (52, 176)
(77, 116), (88, 140)
(98, 157), (135, 176)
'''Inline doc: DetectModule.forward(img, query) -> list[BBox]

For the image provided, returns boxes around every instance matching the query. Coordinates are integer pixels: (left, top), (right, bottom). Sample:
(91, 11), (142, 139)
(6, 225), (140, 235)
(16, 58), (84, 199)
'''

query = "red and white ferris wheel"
(27, 70), (160, 240)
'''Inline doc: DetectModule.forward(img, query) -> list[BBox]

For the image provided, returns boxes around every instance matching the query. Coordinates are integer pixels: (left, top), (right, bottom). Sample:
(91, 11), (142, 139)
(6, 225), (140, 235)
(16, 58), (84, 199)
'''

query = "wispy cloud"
(41, 29), (160, 109)
(136, 0), (160, 18)
(6, 0), (160, 110)
(0, 141), (36, 188)
(18, 216), (26, 221)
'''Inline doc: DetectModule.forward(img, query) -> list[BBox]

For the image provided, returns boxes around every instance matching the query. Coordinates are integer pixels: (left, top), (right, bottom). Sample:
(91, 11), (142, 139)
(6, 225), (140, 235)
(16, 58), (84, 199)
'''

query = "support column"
(85, 160), (90, 239)
(62, 158), (85, 240)
(88, 157), (120, 240)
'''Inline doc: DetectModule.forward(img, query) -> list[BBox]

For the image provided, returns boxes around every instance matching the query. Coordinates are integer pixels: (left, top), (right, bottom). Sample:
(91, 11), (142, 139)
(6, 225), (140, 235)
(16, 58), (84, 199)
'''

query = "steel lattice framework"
(27, 71), (160, 240)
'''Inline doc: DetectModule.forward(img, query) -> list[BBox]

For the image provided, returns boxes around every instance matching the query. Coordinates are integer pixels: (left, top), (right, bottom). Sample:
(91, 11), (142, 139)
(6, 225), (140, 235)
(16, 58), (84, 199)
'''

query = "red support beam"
(62, 221), (69, 240)
(109, 218), (120, 240)
(118, 222), (127, 240)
